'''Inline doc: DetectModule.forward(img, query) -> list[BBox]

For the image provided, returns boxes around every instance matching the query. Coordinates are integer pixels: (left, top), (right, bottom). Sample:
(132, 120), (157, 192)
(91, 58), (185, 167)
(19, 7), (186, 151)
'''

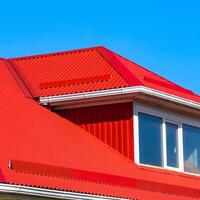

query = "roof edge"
(112, 50), (198, 97)
(0, 183), (126, 200)
(39, 86), (200, 110)
(8, 46), (104, 61)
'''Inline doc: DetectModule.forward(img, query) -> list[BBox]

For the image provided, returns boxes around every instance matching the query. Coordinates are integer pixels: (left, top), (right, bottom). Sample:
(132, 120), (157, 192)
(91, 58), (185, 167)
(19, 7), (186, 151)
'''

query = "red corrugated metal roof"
(0, 58), (138, 198)
(112, 50), (200, 103)
(2, 53), (200, 199)
(8, 46), (200, 104)
(9, 46), (130, 98)
(2, 47), (200, 199)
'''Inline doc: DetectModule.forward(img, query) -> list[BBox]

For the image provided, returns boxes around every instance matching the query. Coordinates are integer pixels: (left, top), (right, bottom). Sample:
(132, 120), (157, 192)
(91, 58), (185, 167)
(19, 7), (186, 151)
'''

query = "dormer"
(8, 46), (200, 177)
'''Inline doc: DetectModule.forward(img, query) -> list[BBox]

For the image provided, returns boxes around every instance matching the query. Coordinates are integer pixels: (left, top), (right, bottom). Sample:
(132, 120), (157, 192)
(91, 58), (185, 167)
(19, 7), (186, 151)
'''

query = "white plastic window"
(134, 102), (200, 176)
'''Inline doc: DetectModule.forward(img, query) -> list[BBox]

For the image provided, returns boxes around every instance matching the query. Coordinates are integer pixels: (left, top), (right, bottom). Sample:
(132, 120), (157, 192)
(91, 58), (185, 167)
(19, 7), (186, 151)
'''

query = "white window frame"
(133, 102), (200, 176)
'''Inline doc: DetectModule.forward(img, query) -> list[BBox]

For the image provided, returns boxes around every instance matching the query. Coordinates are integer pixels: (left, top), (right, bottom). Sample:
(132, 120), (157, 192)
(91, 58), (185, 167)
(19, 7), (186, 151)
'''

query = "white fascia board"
(39, 87), (135, 105)
(0, 183), (127, 200)
(39, 86), (200, 110)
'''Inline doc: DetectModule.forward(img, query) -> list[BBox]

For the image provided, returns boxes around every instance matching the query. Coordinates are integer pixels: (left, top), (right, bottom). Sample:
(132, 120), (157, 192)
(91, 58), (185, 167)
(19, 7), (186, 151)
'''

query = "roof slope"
(2, 58), (200, 199)
(0, 58), (136, 198)
(8, 46), (200, 104)
(112, 51), (200, 103)
(9, 47), (130, 98)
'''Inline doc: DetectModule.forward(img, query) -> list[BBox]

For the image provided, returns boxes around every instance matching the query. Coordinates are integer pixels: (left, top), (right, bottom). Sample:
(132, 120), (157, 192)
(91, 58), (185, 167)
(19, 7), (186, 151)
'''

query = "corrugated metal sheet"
(8, 46), (200, 104)
(11, 160), (136, 188)
(113, 52), (200, 103)
(10, 47), (129, 97)
(2, 58), (200, 199)
(56, 102), (134, 160)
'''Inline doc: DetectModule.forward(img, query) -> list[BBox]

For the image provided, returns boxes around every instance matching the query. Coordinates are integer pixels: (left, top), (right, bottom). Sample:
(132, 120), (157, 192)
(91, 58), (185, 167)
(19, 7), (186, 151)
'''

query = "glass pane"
(138, 113), (163, 167)
(183, 124), (200, 174)
(166, 123), (178, 168)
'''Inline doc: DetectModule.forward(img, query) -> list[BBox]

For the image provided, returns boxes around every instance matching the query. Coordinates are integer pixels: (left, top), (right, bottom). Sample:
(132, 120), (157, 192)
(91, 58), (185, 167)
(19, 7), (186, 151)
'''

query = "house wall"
(56, 102), (134, 160)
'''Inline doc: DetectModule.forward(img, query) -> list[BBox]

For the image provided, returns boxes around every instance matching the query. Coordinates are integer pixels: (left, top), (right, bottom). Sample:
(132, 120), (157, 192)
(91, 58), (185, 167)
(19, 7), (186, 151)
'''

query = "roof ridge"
(9, 46), (103, 61)
(96, 46), (143, 87)
(112, 50), (199, 97)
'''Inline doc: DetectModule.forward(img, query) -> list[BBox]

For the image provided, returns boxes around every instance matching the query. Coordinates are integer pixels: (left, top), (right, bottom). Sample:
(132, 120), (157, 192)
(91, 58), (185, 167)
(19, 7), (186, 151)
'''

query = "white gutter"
(39, 86), (200, 110)
(0, 183), (127, 200)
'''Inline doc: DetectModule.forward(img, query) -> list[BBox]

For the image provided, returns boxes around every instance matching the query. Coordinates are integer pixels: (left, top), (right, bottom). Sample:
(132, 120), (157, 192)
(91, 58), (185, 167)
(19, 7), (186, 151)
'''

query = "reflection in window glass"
(138, 113), (162, 167)
(166, 123), (178, 168)
(183, 124), (200, 175)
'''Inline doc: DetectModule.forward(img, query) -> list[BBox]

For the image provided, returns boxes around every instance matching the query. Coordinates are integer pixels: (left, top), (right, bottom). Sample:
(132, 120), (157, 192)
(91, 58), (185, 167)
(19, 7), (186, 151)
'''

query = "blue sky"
(0, 0), (200, 93)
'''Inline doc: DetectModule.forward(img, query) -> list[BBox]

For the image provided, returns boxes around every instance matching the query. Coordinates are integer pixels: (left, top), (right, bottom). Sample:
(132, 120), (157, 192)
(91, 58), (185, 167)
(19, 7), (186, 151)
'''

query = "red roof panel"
(113, 51), (200, 103)
(1, 58), (200, 198)
(0, 58), (137, 198)
(9, 47), (130, 97)
(8, 46), (200, 104)
(2, 47), (200, 199)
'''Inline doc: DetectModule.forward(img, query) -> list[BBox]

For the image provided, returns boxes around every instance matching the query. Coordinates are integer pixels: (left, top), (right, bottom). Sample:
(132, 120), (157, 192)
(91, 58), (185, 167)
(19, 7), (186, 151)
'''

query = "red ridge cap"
(143, 76), (195, 96)
(4, 60), (33, 98)
(10, 160), (136, 188)
(113, 51), (200, 96)
(97, 46), (143, 86)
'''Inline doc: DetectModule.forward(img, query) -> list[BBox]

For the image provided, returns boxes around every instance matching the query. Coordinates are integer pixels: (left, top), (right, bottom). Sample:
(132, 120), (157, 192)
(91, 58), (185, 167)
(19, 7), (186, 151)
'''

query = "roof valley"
(4, 59), (34, 98)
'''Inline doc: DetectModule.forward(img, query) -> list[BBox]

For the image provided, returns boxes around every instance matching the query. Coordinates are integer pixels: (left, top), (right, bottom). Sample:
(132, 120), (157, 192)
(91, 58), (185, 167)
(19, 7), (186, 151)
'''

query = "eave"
(0, 183), (126, 200)
(39, 86), (200, 115)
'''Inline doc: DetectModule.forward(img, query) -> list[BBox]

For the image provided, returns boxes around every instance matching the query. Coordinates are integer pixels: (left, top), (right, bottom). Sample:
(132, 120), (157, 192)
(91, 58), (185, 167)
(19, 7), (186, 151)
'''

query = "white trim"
(179, 124), (184, 171)
(0, 183), (126, 200)
(134, 102), (200, 128)
(162, 119), (167, 168)
(133, 102), (139, 165)
(39, 86), (200, 111)
(133, 102), (200, 176)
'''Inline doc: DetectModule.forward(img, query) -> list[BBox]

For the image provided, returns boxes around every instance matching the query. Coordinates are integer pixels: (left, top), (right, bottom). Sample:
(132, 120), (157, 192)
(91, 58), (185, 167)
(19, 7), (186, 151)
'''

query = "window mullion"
(162, 119), (167, 168)
(178, 123), (184, 171)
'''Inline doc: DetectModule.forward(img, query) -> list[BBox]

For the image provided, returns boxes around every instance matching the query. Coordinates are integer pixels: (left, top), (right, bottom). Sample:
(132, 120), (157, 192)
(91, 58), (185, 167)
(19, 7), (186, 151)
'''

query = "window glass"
(183, 124), (200, 174)
(166, 123), (178, 168)
(138, 113), (163, 167)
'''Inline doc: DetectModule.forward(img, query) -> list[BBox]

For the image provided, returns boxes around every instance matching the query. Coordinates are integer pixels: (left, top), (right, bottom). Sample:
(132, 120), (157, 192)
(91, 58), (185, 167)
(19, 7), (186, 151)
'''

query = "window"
(139, 113), (162, 167)
(183, 124), (200, 174)
(166, 122), (179, 168)
(134, 103), (200, 176)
